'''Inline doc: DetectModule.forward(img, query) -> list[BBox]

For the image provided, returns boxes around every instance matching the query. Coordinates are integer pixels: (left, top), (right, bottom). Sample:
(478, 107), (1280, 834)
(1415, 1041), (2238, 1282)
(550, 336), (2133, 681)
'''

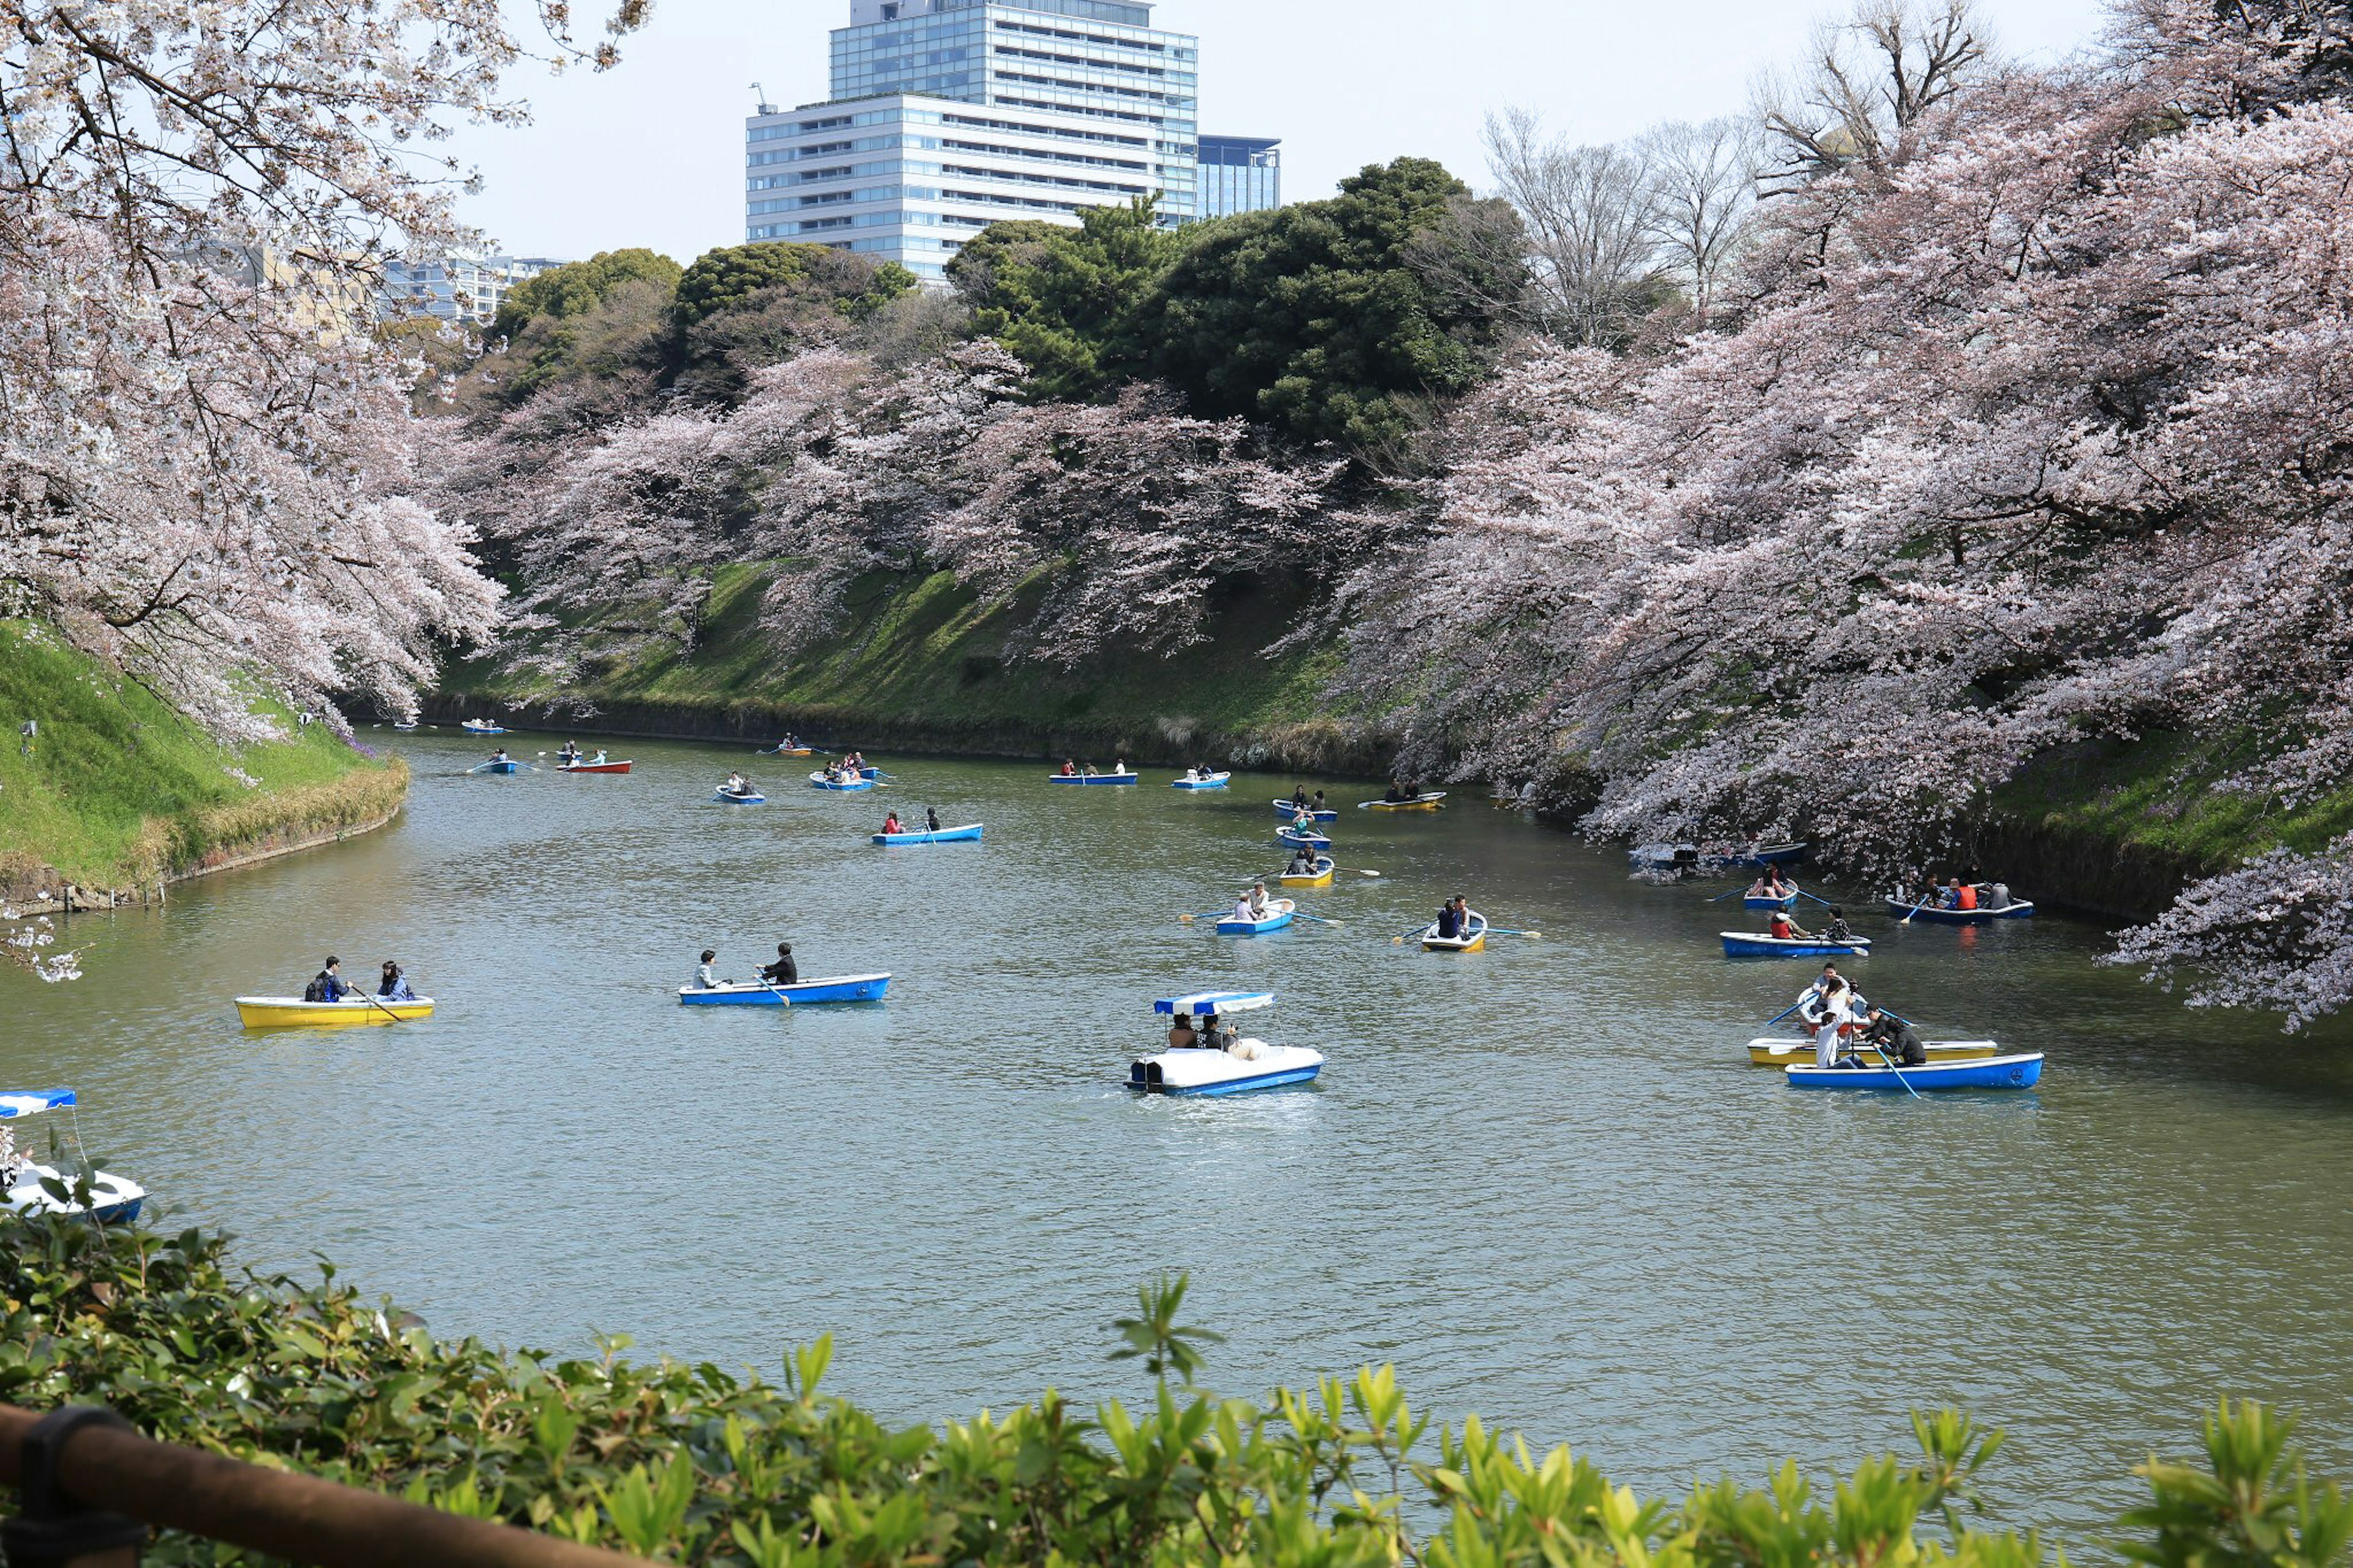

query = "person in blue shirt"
(377, 961), (418, 1002)
(305, 956), (353, 1002)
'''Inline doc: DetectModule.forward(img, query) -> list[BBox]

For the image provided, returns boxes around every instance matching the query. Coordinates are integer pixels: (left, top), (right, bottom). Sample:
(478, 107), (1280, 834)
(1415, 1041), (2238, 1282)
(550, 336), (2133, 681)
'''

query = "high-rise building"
(1195, 134), (1280, 218)
(746, 0), (1203, 281)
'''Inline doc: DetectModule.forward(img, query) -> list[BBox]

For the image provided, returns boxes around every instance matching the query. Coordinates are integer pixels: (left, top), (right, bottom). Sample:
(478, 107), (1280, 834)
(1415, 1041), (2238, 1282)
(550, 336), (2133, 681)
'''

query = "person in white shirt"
(691, 949), (720, 990)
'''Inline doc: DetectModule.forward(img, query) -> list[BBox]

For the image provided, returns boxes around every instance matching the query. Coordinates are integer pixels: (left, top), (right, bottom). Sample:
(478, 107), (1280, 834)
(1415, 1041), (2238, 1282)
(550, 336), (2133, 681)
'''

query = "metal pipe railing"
(0, 1403), (654, 1568)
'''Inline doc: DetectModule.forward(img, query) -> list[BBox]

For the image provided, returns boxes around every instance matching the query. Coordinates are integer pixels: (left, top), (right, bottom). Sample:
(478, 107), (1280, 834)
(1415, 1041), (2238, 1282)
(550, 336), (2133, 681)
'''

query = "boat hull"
(1048, 773), (1139, 786)
(1278, 857), (1335, 887)
(1271, 801), (1339, 820)
(1884, 899), (2036, 924)
(1172, 774), (1230, 790)
(809, 772), (874, 792)
(1216, 898), (1297, 935)
(1129, 1044), (1324, 1096)
(716, 790), (767, 804)
(1743, 892), (1800, 911)
(472, 760), (523, 774)
(874, 824), (983, 845)
(678, 974), (893, 1006)
(1422, 914), (1489, 952)
(1275, 827), (1332, 850)
(6, 1165), (145, 1224)
(1787, 1051), (2044, 1091)
(1746, 1037), (2001, 1067)
(1722, 933), (1871, 958)
(460, 723), (507, 735)
(559, 761), (632, 773)
(236, 996), (435, 1028)
(1361, 793), (1446, 811)
(759, 746), (815, 756)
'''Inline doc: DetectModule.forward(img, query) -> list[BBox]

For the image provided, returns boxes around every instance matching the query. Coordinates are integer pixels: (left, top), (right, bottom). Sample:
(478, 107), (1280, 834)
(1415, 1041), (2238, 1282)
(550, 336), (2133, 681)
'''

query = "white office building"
(377, 254), (566, 327)
(746, 0), (1201, 280)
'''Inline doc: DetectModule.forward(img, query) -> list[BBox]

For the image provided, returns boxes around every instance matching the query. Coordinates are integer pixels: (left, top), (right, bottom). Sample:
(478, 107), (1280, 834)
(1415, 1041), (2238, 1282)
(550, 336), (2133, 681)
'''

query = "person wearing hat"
(1859, 1006), (1925, 1066)
(759, 942), (797, 988)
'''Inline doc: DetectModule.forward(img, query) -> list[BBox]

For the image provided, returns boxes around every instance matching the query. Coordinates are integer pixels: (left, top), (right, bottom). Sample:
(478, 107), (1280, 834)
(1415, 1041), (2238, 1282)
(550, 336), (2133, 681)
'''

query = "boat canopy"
(1154, 991), (1274, 1016)
(0, 1089), (75, 1118)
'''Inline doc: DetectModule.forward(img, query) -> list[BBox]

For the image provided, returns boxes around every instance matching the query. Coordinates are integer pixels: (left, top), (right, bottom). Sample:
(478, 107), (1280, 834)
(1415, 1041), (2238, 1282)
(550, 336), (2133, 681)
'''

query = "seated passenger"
(1167, 1015), (1200, 1051)
(882, 811), (903, 836)
(377, 960), (417, 1001)
(691, 950), (720, 990)
(1955, 881), (1980, 911)
(1820, 907), (1857, 944)
(1434, 903), (1461, 940)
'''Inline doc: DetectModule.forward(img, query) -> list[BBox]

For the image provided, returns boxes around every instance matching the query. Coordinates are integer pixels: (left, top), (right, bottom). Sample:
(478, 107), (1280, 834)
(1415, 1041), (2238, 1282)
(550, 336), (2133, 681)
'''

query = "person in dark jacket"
(305, 957), (352, 1002)
(1859, 1007), (1926, 1066)
(760, 944), (798, 987)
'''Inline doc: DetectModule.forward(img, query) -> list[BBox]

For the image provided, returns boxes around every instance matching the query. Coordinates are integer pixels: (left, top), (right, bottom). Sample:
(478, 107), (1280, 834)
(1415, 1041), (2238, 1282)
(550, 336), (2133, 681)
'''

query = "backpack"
(302, 973), (329, 1002)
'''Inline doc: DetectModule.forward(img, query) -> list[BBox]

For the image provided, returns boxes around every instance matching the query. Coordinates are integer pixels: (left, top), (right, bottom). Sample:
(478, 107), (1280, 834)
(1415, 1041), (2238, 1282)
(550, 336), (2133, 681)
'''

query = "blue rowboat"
(1884, 898), (2036, 924)
(1721, 931), (1871, 958)
(715, 788), (766, 804)
(470, 759), (526, 775)
(678, 973), (892, 1006)
(392, 722), (419, 732)
(1742, 842), (1808, 867)
(858, 766), (887, 780)
(1276, 825), (1332, 850)
(460, 721), (507, 735)
(873, 822), (982, 845)
(1787, 1051), (2044, 1091)
(1048, 771), (1139, 786)
(1214, 898), (1295, 936)
(809, 771), (874, 793)
(1744, 891), (1801, 911)
(1271, 800), (1339, 820)
(1172, 772), (1230, 790)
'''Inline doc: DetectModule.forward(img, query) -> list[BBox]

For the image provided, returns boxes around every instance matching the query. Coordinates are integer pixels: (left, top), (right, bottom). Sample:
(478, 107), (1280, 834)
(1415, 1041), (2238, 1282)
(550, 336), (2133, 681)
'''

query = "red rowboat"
(558, 760), (633, 774)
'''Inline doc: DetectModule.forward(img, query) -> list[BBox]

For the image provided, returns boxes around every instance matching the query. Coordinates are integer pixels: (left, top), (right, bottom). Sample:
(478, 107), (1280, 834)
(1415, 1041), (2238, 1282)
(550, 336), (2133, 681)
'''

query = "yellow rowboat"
(235, 996), (435, 1028)
(1278, 856), (1335, 888)
(1743, 1037), (1999, 1067)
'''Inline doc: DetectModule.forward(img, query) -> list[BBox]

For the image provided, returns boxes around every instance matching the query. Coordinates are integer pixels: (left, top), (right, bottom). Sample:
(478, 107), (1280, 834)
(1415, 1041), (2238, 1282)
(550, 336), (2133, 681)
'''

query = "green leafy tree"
(1146, 157), (1526, 450)
(673, 241), (915, 330)
(949, 199), (1173, 401)
(490, 248), (683, 341)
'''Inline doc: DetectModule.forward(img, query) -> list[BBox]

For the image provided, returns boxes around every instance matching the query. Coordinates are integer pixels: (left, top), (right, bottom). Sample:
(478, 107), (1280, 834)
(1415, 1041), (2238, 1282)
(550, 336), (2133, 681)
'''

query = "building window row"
(990, 62), (1173, 103)
(938, 137), (1145, 172)
(988, 42), (1167, 80)
(939, 110), (1145, 148)
(988, 17), (1170, 53)
(938, 162), (1144, 196)
(992, 93), (1171, 130)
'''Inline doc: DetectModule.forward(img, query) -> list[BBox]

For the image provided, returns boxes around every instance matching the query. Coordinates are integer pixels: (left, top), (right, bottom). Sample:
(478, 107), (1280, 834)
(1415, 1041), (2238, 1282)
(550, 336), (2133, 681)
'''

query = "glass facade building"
(1195, 134), (1279, 218)
(748, 0), (1209, 280)
(376, 254), (566, 326)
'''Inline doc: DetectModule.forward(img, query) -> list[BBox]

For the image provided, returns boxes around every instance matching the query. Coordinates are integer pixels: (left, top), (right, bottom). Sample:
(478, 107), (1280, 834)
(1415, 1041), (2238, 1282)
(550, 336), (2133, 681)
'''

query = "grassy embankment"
(0, 621), (408, 896)
(439, 564), (1392, 771)
(1986, 729), (2353, 919)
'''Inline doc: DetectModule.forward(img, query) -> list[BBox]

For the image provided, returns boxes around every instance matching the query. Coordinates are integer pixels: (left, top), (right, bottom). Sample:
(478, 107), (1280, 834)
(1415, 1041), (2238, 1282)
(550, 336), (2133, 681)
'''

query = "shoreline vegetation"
(5, 1214), (2346, 1566)
(0, 621), (409, 907)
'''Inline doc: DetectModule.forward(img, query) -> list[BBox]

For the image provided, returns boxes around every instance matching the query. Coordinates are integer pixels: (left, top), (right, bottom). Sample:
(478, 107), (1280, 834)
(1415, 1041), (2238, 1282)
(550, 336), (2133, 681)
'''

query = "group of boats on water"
(9, 737), (2058, 1226)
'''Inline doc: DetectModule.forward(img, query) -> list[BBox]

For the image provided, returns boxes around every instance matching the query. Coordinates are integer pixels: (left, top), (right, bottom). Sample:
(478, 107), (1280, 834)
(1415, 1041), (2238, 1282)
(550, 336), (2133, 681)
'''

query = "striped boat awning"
(1154, 991), (1275, 1016)
(0, 1089), (75, 1118)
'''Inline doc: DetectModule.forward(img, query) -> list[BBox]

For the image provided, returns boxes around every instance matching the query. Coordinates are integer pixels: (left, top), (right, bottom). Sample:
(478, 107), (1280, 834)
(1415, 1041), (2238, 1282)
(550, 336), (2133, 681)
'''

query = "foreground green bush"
(2, 1216), (2346, 1568)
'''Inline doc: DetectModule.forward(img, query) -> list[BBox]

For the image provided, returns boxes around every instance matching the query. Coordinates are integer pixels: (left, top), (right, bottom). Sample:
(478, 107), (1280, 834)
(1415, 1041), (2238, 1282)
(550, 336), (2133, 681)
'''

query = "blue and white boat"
(1722, 930), (1871, 958)
(1276, 824), (1332, 850)
(858, 767), (889, 781)
(460, 719), (507, 736)
(1129, 992), (1323, 1096)
(1271, 800), (1339, 821)
(874, 822), (983, 845)
(715, 786), (766, 804)
(1743, 888), (1802, 911)
(1787, 1051), (2044, 1091)
(1214, 897), (1296, 936)
(392, 721), (420, 732)
(809, 770), (874, 793)
(1048, 770), (1140, 786)
(679, 973), (892, 1006)
(1172, 771), (1230, 790)
(1884, 896), (2036, 925)
(2, 1089), (145, 1224)
(471, 759), (528, 775)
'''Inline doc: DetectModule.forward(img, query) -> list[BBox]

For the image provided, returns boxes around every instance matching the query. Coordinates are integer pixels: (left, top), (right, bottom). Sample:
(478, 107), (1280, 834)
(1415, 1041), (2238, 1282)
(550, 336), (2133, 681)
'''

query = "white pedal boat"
(2, 1089), (146, 1224)
(1129, 991), (1322, 1096)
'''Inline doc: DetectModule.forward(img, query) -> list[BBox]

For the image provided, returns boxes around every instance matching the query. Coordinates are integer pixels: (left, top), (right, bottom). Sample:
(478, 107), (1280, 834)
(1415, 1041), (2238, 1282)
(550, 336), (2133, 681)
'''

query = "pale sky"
(450, 0), (2115, 266)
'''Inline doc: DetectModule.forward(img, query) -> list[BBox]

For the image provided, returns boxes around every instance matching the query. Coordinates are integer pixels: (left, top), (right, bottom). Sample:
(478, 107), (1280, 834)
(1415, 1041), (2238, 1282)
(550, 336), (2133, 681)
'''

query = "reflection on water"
(6, 732), (2350, 1535)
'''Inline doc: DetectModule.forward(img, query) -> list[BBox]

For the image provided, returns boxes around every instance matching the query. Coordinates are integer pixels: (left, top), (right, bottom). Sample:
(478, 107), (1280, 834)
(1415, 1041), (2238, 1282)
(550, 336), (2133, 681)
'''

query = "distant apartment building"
(377, 254), (567, 327)
(1195, 134), (1280, 218)
(746, 0), (1210, 281)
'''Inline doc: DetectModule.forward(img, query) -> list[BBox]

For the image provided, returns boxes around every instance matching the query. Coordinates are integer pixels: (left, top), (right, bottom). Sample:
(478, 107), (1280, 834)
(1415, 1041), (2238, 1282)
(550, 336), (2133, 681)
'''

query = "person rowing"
(488, 746), (509, 764)
(1433, 900), (1461, 941)
(558, 740), (580, 766)
(760, 944), (797, 988)
(724, 771), (749, 795)
(1858, 1006), (1925, 1066)
(925, 807), (941, 833)
(302, 955), (354, 1003)
(1767, 909), (1813, 941)
(1287, 844), (1319, 876)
